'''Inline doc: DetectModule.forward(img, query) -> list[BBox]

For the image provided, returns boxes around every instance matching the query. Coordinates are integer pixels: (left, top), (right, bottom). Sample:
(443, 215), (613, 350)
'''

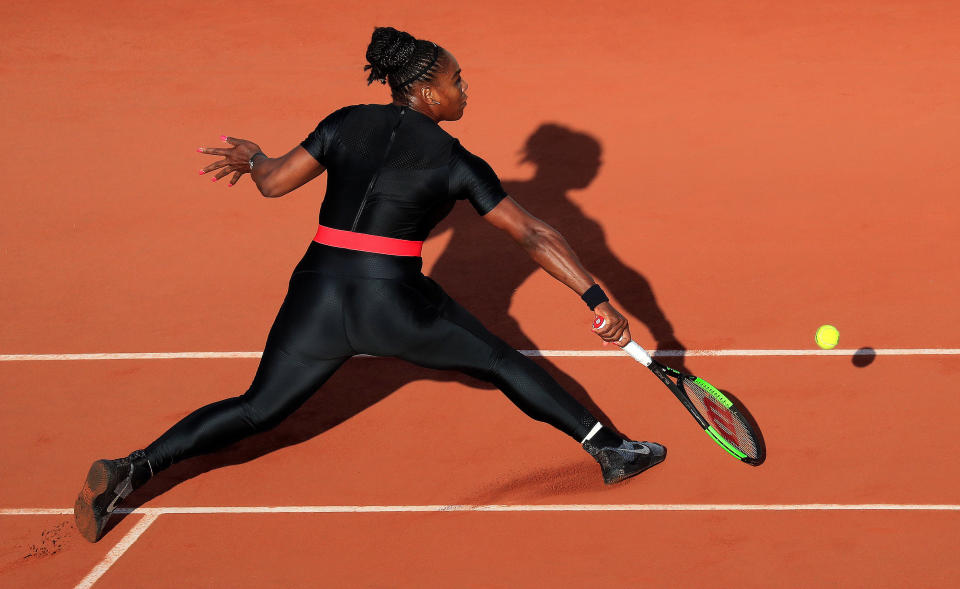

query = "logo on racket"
(703, 395), (740, 446)
(593, 316), (604, 329)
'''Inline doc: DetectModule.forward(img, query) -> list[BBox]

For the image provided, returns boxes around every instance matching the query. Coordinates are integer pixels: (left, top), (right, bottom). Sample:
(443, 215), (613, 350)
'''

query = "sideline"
(2, 348), (959, 361)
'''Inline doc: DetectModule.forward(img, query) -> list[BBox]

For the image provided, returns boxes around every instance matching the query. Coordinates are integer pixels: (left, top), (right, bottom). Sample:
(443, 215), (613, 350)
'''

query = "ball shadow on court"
(852, 347), (876, 368)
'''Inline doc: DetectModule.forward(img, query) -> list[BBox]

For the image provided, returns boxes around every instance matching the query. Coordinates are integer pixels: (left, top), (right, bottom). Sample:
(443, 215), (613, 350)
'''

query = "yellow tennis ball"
(815, 325), (839, 349)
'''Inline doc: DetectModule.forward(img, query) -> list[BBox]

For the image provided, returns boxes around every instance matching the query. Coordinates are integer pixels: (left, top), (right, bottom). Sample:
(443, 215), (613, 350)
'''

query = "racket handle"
(622, 341), (654, 366)
(593, 316), (654, 366)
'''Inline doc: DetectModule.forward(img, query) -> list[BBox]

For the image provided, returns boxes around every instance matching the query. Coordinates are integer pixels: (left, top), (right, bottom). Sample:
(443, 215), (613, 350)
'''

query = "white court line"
(0, 508), (75, 515)
(132, 504), (960, 513)
(4, 505), (946, 588)
(74, 512), (160, 589)
(526, 349), (960, 357)
(0, 352), (264, 361)
(2, 504), (959, 516)
(2, 348), (959, 361)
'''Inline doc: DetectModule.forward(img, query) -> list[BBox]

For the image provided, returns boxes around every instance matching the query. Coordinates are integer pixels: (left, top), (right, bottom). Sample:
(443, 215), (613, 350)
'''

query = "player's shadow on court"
(433, 123), (686, 360)
(428, 122), (690, 412)
(106, 123), (687, 534)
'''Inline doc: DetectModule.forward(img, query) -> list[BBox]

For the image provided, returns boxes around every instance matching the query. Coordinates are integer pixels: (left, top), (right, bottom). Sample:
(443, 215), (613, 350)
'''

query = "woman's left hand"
(197, 136), (263, 186)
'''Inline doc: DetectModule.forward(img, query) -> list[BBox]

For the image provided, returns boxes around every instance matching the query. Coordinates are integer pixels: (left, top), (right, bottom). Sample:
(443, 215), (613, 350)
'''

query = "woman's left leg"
(75, 271), (352, 542)
(143, 348), (348, 472)
(144, 271), (354, 471)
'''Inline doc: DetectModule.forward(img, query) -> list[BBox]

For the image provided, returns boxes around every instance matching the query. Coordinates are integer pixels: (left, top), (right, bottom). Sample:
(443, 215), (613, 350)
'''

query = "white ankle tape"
(580, 422), (603, 444)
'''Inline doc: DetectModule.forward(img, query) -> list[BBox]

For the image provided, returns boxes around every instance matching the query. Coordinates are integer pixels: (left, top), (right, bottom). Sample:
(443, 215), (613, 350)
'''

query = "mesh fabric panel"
(384, 130), (446, 170)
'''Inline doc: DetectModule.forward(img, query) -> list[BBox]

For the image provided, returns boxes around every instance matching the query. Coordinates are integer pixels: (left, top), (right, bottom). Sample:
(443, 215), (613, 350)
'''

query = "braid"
(395, 42), (440, 88)
(364, 27), (445, 99)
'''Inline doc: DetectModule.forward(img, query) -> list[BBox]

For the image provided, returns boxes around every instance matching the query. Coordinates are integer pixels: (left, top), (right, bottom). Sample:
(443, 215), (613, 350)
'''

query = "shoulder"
(339, 103), (390, 117)
(305, 106), (353, 139)
(449, 139), (495, 173)
(316, 104), (364, 126)
(449, 138), (477, 162)
(313, 103), (387, 126)
(306, 104), (392, 146)
(447, 139), (507, 214)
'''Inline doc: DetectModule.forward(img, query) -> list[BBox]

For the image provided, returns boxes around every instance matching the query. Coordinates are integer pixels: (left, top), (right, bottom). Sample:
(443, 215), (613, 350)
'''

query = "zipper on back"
(351, 106), (406, 231)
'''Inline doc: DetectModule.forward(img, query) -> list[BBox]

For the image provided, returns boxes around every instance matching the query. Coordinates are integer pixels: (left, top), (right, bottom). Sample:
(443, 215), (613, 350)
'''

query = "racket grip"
(622, 341), (654, 366)
(593, 316), (654, 366)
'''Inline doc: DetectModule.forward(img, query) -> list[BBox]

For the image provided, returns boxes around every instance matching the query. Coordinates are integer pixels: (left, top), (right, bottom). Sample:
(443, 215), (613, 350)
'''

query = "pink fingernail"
(228, 183), (234, 187)
(197, 147), (203, 152)
(220, 135), (227, 141)
(198, 170), (205, 175)
(211, 177), (218, 182)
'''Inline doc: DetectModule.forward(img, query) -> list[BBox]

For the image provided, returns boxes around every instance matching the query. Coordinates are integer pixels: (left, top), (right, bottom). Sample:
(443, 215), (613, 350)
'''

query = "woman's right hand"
(198, 136), (264, 186)
(592, 301), (632, 347)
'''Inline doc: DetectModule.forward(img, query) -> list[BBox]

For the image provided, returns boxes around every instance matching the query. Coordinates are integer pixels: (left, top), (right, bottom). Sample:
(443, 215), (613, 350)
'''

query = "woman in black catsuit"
(74, 27), (666, 542)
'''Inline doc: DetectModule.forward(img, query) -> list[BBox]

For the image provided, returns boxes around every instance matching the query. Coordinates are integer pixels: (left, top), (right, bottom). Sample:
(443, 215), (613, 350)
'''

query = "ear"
(419, 84), (439, 105)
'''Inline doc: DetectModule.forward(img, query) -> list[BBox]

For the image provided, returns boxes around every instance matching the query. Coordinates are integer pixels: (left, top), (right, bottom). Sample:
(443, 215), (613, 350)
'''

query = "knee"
(237, 394), (285, 434)
(492, 345), (527, 369)
(485, 345), (523, 383)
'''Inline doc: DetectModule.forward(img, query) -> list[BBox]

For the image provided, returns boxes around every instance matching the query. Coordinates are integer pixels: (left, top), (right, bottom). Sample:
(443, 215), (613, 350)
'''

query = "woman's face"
(431, 51), (469, 121)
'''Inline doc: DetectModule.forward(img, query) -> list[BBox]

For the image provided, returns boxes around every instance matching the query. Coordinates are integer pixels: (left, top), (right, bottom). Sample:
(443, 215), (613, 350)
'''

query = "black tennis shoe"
(582, 439), (667, 485)
(74, 450), (152, 543)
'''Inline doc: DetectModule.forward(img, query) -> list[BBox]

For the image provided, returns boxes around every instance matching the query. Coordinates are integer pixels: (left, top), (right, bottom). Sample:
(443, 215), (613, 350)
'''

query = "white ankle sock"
(580, 422), (603, 445)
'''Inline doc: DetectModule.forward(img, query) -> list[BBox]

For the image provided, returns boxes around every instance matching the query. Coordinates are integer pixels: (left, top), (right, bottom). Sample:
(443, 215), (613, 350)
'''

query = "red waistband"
(313, 225), (424, 257)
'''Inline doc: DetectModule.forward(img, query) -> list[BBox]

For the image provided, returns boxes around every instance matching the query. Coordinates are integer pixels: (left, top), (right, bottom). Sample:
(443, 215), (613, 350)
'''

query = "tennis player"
(74, 27), (666, 543)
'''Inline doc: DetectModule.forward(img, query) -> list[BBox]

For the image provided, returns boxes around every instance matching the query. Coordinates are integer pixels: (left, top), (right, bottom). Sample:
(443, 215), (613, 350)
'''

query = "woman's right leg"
(346, 275), (599, 442)
(344, 274), (665, 486)
(392, 286), (667, 484)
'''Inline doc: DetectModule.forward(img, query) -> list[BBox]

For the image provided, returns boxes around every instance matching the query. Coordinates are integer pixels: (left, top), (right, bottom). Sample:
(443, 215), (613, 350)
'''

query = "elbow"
(256, 175), (281, 198)
(260, 187), (281, 199)
(518, 226), (541, 251)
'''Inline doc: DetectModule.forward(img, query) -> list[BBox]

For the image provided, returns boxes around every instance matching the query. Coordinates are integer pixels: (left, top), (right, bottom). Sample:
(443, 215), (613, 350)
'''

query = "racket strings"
(681, 377), (760, 460)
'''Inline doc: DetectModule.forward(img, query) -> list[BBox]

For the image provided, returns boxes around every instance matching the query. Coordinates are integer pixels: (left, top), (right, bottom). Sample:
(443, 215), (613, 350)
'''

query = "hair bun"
(365, 27), (418, 84)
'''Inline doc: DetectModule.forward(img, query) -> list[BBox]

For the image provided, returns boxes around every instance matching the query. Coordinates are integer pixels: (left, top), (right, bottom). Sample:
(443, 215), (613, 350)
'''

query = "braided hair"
(364, 27), (445, 101)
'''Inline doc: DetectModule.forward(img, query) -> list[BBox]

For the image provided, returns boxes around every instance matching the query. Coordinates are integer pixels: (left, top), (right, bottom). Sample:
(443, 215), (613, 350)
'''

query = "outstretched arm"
(483, 196), (631, 346)
(198, 138), (325, 198)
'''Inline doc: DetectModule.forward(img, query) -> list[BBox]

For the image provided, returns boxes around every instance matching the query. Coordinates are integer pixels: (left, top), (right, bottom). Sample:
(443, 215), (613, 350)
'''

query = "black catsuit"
(145, 104), (598, 471)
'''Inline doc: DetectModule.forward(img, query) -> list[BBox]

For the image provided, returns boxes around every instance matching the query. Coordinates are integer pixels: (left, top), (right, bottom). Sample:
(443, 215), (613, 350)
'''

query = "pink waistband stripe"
(313, 225), (423, 257)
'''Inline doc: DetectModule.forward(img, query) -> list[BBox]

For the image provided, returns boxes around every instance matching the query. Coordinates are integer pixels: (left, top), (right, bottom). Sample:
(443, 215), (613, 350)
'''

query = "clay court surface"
(2, 1), (959, 587)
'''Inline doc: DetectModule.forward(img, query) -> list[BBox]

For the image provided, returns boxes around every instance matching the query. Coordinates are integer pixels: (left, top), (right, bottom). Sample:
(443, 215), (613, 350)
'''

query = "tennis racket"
(594, 317), (764, 466)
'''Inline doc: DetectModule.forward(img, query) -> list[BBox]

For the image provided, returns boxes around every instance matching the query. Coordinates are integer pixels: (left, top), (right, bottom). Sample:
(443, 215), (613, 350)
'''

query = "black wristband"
(248, 151), (266, 170)
(581, 284), (609, 310)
